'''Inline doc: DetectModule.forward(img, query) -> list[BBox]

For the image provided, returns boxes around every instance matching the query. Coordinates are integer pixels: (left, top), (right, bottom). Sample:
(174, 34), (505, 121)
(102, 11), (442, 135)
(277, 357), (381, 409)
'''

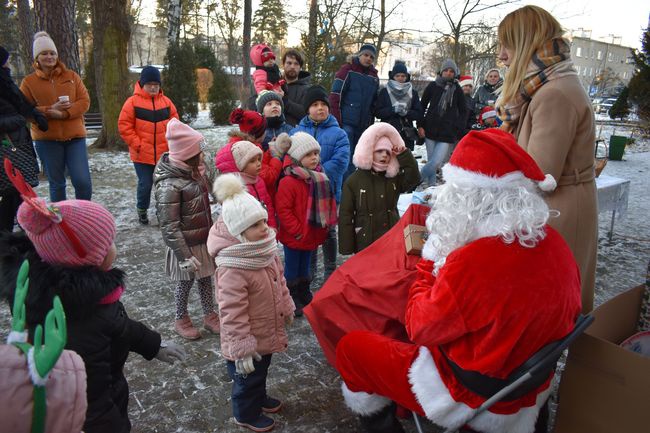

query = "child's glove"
(155, 341), (187, 364)
(179, 256), (201, 272)
(269, 133), (292, 160)
(285, 313), (295, 327)
(235, 352), (262, 375)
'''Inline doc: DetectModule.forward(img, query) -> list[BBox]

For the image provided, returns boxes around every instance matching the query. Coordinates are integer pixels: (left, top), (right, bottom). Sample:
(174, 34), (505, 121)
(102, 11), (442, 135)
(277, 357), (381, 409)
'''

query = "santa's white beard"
(422, 180), (552, 275)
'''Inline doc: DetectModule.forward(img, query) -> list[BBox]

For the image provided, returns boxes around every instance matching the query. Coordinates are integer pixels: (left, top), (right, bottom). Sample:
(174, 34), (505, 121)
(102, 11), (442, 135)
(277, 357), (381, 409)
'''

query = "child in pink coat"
(215, 139), (278, 229)
(250, 44), (286, 96)
(207, 174), (295, 433)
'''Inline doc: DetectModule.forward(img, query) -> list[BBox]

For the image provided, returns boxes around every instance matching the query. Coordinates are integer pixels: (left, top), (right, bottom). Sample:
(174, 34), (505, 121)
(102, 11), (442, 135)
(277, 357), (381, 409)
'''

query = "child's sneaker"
(174, 315), (201, 340)
(203, 311), (220, 334)
(262, 396), (282, 413)
(234, 414), (275, 432)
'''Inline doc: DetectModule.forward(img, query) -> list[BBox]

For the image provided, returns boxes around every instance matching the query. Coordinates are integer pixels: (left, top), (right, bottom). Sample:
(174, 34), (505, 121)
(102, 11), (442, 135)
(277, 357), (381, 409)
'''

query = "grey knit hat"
(439, 58), (459, 77)
(288, 132), (321, 162)
(256, 90), (284, 114)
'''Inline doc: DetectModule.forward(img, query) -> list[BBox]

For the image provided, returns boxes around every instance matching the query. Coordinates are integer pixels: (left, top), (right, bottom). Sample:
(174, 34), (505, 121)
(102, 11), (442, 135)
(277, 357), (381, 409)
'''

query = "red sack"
(304, 204), (430, 367)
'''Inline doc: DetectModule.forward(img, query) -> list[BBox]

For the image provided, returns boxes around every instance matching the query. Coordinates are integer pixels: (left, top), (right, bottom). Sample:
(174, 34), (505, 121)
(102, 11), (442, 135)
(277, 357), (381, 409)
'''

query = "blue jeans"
(343, 124), (361, 180)
(283, 246), (312, 281)
(34, 138), (92, 202)
(226, 354), (272, 422)
(420, 139), (451, 185)
(133, 162), (155, 210)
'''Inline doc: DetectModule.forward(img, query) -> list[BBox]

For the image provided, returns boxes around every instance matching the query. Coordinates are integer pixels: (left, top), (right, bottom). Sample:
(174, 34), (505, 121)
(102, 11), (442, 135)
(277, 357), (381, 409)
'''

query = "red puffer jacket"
(118, 82), (178, 165)
(275, 166), (328, 251)
(226, 133), (283, 200)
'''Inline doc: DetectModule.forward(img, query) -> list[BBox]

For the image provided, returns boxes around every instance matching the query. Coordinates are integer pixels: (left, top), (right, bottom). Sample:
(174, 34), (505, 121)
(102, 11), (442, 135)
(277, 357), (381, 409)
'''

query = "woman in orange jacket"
(118, 66), (178, 224)
(20, 31), (92, 202)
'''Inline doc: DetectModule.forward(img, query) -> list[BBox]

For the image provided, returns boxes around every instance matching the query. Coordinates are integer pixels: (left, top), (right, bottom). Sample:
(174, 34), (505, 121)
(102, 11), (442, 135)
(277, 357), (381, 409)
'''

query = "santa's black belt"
(440, 348), (555, 402)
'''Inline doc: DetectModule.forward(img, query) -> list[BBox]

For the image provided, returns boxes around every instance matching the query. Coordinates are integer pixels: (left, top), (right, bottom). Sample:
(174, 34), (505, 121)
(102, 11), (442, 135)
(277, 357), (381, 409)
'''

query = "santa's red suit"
(335, 226), (581, 433)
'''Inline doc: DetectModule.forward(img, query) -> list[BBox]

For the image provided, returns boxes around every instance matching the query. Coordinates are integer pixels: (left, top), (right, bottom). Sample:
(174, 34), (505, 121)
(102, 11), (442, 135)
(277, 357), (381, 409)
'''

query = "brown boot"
(174, 315), (201, 340)
(203, 311), (220, 334)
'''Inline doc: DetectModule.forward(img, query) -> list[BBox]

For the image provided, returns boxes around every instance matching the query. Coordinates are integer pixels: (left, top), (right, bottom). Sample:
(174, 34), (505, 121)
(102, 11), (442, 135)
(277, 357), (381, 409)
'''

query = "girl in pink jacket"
(250, 44), (285, 96)
(207, 174), (295, 433)
(215, 139), (278, 229)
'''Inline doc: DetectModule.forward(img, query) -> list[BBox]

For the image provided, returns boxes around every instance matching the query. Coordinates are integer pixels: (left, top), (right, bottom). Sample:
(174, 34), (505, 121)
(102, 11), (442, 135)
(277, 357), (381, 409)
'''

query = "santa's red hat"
(459, 75), (474, 87)
(442, 129), (557, 191)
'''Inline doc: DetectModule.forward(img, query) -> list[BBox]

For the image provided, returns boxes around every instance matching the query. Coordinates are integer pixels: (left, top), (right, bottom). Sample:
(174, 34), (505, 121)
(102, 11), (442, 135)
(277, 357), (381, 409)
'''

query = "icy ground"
(1, 121), (648, 433)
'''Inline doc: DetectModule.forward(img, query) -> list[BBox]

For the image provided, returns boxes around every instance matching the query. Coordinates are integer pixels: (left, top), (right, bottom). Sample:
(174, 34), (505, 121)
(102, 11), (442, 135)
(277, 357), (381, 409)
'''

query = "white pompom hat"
(32, 31), (57, 59)
(214, 174), (268, 237)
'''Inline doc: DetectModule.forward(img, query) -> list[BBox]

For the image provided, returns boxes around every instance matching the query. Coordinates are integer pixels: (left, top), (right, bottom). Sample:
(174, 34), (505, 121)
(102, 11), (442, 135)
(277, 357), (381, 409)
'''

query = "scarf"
(216, 230), (278, 270)
(371, 161), (389, 174)
(284, 161), (337, 228)
(435, 76), (456, 116)
(257, 64), (281, 84)
(483, 78), (504, 94)
(266, 115), (285, 129)
(496, 38), (577, 132)
(386, 80), (413, 111)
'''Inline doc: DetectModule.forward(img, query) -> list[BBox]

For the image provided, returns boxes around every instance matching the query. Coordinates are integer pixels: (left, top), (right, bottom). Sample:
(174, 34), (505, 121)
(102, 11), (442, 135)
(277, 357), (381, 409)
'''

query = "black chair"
(413, 314), (595, 433)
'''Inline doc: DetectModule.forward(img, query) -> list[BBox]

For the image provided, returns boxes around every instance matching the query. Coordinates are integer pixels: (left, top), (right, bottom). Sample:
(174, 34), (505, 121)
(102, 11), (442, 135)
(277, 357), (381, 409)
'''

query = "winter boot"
(203, 311), (220, 334)
(174, 315), (201, 340)
(261, 395), (282, 413)
(234, 414), (275, 432)
(298, 278), (313, 308)
(137, 208), (149, 225)
(358, 403), (405, 433)
(287, 280), (304, 317)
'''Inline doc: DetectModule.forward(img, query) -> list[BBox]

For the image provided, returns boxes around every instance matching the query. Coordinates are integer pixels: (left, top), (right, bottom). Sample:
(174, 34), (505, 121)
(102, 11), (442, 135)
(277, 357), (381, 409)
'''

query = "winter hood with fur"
(352, 122), (405, 178)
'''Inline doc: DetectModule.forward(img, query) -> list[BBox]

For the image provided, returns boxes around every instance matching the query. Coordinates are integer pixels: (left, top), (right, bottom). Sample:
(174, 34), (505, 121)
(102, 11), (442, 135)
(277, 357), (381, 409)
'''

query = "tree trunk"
(90, 0), (130, 150)
(16, 0), (34, 74)
(33, 0), (81, 73)
(307, 0), (317, 73)
(242, 0), (252, 103)
(168, 0), (182, 45)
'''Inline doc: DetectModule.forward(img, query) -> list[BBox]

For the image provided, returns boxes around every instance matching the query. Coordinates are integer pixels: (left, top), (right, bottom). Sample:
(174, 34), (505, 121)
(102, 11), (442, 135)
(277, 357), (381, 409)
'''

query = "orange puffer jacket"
(118, 82), (178, 165)
(20, 61), (90, 142)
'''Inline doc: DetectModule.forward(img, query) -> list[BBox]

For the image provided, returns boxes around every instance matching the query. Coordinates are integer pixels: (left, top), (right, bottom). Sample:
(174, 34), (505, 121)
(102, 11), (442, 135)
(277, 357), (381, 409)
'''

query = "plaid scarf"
(284, 161), (337, 228)
(496, 38), (577, 132)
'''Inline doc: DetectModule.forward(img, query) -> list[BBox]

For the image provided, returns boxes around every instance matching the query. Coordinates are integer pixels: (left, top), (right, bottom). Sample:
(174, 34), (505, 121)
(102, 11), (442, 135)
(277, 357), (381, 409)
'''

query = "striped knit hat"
(17, 199), (117, 267)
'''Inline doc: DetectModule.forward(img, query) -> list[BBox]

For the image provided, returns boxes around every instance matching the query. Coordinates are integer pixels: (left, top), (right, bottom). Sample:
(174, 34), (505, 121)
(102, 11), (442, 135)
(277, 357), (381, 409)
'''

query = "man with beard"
(282, 49), (312, 126)
(334, 128), (582, 433)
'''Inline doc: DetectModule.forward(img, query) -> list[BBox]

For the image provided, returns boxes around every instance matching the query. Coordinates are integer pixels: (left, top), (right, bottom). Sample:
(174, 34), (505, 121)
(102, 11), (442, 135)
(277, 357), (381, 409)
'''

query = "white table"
(398, 175), (630, 241)
(596, 174), (630, 241)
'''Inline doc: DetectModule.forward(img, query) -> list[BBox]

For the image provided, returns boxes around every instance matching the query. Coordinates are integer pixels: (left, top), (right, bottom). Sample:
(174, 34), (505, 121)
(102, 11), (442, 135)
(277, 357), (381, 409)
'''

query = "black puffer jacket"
(153, 153), (213, 261)
(417, 80), (467, 143)
(0, 232), (161, 433)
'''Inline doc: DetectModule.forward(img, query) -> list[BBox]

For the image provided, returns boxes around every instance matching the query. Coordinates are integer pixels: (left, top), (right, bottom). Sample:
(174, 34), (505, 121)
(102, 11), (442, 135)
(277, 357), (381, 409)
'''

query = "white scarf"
(216, 230), (278, 270)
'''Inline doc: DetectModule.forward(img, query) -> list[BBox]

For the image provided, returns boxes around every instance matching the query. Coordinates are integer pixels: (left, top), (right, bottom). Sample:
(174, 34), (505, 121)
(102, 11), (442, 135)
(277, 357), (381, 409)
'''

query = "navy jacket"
(375, 86), (423, 148)
(329, 58), (379, 129)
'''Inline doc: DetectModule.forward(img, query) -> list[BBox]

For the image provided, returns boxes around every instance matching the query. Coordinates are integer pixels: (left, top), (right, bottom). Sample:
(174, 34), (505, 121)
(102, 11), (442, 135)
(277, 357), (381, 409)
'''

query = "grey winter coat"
(153, 153), (213, 261)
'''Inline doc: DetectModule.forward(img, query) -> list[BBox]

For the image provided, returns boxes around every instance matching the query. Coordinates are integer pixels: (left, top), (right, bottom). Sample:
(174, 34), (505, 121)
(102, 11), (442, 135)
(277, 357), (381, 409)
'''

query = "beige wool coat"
(513, 73), (597, 313)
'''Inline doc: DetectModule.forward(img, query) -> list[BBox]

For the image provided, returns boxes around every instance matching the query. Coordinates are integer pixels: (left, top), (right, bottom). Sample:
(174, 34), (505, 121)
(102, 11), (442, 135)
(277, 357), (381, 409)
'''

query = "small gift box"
(403, 224), (427, 255)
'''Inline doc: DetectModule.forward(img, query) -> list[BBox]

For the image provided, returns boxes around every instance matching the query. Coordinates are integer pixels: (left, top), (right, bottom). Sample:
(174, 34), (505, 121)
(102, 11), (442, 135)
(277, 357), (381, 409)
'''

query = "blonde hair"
(498, 6), (564, 104)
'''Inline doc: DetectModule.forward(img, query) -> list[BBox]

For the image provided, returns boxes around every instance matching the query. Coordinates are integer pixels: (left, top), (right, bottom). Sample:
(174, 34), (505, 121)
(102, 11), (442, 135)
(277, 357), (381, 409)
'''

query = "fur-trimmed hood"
(0, 232), (125, 325)
(352, 122), (404, 178)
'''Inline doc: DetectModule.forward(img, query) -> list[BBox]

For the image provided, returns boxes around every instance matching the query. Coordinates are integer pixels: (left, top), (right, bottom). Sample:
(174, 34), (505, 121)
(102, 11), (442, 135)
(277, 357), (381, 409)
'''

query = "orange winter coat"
(118, 82), (178, 165)
(20, 61), (90, 141)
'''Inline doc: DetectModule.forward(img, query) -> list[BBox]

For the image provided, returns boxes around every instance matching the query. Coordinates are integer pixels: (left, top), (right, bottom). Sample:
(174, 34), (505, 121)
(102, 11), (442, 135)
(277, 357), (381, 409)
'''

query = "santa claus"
(335, 128), (582, 433)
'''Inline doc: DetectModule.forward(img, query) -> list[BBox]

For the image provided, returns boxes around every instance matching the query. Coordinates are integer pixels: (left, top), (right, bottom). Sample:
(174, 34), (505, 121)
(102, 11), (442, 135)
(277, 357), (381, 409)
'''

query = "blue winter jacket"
(291, 114), (350, 203)
(329, 57), (379, 130)
(261, 122), (293, 151)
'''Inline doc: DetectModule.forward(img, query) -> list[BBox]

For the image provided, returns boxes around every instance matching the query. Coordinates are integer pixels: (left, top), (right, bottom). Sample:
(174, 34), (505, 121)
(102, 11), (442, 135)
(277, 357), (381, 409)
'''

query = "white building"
(377, 38), (431, 80)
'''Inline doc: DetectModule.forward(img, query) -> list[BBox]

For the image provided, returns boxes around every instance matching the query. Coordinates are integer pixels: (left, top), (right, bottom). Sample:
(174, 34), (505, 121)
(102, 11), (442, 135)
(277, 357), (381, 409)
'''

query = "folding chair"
(413, 314), (595, 433)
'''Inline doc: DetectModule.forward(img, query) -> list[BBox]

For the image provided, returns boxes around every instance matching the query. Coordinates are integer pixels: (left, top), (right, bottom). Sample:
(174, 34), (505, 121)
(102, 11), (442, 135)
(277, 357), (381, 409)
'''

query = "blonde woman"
(20, 31), (91, 202)
(496, 5), (597, 313)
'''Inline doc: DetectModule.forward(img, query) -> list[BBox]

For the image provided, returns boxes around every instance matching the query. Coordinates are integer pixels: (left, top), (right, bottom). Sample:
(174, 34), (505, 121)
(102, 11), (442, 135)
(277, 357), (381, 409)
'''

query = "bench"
(84, 112), (103, 130)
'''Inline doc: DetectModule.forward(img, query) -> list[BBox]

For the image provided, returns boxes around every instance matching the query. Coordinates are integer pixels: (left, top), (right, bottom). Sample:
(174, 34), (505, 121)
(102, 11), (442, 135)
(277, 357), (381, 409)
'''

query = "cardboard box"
(404, 224), (427, 255)
(554, 285), (650, 433)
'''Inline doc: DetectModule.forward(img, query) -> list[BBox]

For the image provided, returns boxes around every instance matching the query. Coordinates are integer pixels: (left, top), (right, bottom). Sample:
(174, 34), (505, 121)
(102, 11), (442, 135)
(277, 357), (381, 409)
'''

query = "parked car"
(592, 97), (618, 114)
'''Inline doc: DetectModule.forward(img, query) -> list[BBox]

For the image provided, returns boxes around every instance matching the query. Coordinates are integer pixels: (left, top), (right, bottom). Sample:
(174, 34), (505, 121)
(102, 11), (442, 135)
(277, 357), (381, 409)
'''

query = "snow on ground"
(1, 121), (648, 433)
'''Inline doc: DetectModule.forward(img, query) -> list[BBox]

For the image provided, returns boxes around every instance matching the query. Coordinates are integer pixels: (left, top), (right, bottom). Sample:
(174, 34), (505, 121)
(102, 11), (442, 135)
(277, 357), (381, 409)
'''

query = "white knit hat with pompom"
(33, 31), (57, 59)
(214, 173), (268, 236)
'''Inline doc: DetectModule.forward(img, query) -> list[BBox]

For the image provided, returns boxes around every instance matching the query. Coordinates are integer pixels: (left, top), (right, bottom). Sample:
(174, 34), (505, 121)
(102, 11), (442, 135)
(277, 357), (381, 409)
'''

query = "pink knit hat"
(231, 140), (263, 171)
(17, 199), (116, 267)
(166, 118), (204, 162)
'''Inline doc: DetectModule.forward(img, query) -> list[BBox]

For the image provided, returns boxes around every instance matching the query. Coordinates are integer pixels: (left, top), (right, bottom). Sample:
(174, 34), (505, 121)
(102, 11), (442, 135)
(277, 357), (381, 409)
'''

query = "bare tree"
(90, 0), (131, 149)
(307, 0), (318, 72)
(242, 0), (252, 102)
(167, 0), (182, 45)
(432, 0), (518, 71)
(211, 0), (242, 67)
(16, 0), (34, 72)
(33, 0), (82, 73)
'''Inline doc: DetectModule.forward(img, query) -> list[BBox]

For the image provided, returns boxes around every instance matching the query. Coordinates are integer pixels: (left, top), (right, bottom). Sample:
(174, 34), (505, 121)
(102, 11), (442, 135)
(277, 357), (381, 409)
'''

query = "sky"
(141, 1), (649, 50)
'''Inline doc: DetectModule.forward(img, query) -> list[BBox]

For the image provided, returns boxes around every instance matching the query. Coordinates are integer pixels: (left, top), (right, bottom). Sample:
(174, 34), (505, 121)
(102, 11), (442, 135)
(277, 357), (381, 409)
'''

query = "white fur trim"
(27, 347), (49, 386)
(408, 346), (551, 433)
(538, 174), (557, 192)
(442, 164), (538, 191)
(6, 330), (28, 345)
(341, 382), (392, 416)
